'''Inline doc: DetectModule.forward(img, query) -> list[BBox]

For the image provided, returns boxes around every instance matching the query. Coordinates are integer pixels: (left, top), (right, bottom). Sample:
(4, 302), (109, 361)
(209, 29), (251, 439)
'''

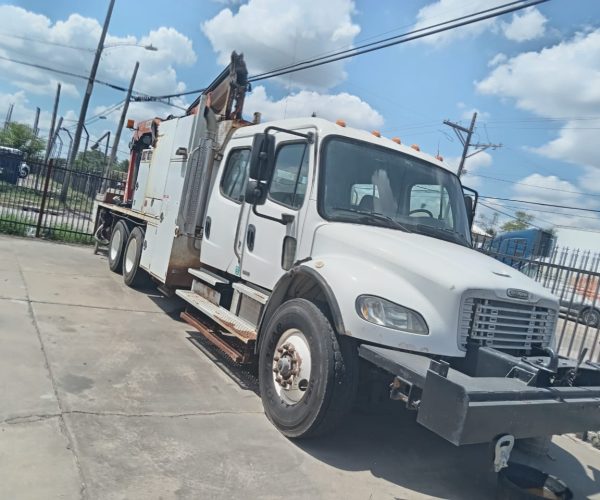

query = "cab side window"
(269, 143), (309, 209)
(221, 148), (251, 203)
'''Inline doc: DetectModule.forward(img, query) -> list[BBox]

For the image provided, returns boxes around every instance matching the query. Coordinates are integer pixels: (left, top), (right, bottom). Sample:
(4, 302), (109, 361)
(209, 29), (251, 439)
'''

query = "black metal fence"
(0, 157), (125, 244)
(474, 234), (600, 362)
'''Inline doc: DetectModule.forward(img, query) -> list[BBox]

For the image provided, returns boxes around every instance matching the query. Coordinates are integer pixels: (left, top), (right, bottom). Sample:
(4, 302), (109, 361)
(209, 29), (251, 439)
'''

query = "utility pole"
(66, 0), (115, 172)
(35, 83), (61, 192)
(45, 83), (61, 164)
(443, 112), (501, 178)
(4, 103), (14, 129)
(106, 61), (139, 177)
(32, 107), (41, 138)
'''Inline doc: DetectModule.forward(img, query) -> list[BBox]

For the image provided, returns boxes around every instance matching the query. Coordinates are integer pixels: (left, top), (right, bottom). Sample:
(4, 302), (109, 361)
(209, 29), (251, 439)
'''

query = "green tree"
(116, 158), (129, 172)
(0, 122), (45, 158)
(500, 211), (534, 232)
(74, 149), (109, 173)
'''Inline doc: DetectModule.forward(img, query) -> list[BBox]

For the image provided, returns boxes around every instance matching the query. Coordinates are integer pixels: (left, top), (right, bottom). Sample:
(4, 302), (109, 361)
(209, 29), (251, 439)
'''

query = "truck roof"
(231, 116), (454, 173)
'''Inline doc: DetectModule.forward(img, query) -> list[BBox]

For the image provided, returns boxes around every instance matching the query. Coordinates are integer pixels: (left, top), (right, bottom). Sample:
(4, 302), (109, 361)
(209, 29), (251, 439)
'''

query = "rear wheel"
(258, 298), (358, 439)
(123, 227), (146, 288)
(108, 220), (129, 273)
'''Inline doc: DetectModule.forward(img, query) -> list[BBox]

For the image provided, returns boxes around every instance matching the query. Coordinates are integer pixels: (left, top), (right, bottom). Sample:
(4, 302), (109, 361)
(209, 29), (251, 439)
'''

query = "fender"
(256, 264), (346, 353)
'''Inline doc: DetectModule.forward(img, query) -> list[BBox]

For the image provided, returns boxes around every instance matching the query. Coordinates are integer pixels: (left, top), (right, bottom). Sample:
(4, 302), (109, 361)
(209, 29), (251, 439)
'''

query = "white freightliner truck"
(96, 53), (600, 460)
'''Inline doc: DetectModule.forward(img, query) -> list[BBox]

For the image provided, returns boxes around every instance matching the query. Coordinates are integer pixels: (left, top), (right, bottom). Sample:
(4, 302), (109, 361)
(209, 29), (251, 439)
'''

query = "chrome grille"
(459, 298), (556, 350)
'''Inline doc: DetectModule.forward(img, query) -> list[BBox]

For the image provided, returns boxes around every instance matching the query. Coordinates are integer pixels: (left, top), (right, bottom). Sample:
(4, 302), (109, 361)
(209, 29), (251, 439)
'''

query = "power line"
(246, 0), (550, 83)
(479, 201), (600, 232)
(136, 0), (549, 102)
(466, 173), (600, 198)
(248, 0), (541, 82)
(0, 31), (95, 52)
(500, 203), (600, 220)
(479, 196), (600, 213)
(478, 201), (543, 229)
(0, 54), (130, 92)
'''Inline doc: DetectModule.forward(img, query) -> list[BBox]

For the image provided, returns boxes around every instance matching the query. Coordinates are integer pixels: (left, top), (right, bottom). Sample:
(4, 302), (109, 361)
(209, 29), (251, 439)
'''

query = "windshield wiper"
(411, 224), (469, 246)
(332, 207), (411, 232)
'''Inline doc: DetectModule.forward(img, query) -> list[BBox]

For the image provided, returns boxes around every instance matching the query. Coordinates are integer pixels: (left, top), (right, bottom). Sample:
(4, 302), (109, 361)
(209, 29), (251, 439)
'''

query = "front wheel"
(258, 298), (358, 439)
(580, 308), (600, 327)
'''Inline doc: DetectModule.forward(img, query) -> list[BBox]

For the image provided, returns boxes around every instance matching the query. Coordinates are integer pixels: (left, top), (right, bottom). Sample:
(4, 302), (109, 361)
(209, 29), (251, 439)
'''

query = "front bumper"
(359, 345), (600, 446)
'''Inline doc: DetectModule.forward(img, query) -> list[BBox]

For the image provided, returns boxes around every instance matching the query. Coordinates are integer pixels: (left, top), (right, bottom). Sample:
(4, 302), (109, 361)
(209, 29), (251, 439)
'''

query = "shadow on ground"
(186, 330), (599, 499)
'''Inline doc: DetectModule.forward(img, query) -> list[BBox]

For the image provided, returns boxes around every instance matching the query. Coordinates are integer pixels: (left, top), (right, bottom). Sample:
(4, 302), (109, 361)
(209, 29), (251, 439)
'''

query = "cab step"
(232, 282), (269, 304)
(176, 289), (256, 343)
(188, 267), (229, 286)
(181, 311), (253, 364)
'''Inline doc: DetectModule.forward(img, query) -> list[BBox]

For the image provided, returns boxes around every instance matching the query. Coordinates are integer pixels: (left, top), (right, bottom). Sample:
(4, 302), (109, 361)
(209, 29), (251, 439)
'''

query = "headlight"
(356, 295), (428, 334)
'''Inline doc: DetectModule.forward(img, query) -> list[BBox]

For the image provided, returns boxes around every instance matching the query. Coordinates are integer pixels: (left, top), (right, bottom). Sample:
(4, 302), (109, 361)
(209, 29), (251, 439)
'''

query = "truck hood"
(312, 223), (556, 302)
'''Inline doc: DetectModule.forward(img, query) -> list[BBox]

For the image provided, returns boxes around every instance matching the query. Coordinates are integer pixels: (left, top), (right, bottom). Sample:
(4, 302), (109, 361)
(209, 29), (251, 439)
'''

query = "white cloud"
(532, 118), (600, 170)
(448, 150), (493, 186)
(510, 173), (600, 229)
(514, 173), (582, 206)
(0, 6), (196, 98)
(413, 1), (547, 45)
(578, 167), (600, 194)
(501, 7), (547, 42)
(477, 29), (600, 169)
(202, 0), (360, 89)
(245, 85), (383, 129)
(488, 53), (507, 67)
(460, 107), (490, 122)
(413, 0), (499, 45)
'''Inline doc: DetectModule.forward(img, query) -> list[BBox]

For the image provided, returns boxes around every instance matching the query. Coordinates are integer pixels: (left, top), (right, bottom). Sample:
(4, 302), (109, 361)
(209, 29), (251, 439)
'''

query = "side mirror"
(175, 147), (188, 159)
(464, 195), (475, 227)
(245, 179), (266, 205)
(249, 133), (275, 182)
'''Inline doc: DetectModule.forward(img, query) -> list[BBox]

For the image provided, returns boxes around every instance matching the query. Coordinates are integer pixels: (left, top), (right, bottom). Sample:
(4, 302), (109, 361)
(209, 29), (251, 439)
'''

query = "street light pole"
(66, 0), (115, 174)
(106, 61), (139, 176)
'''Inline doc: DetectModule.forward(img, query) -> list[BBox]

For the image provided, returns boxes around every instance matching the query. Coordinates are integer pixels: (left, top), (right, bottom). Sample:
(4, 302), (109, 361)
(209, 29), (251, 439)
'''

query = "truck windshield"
(320, 137), (472, 246)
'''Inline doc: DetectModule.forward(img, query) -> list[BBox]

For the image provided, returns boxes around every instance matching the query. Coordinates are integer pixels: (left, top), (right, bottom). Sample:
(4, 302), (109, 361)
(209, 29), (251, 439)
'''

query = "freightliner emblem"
(507, 288), (529, 300)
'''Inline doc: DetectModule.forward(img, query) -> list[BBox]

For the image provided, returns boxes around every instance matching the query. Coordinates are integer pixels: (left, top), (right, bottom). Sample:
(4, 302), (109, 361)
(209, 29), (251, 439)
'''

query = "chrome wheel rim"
(124, 237), (137, 274)
(272, 328), (311, 405)
(109, 229), (122, 262)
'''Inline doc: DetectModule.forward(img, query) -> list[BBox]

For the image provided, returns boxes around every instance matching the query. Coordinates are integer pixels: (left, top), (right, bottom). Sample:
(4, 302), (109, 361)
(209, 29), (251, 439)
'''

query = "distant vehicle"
(522, 257), (600, 327)
(488, 228), (555, 268)
(0, 146), (30, 184)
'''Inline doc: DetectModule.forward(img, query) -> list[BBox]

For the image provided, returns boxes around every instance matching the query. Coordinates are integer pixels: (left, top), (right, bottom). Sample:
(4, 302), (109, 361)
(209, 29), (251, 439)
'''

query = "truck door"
(239, 139), (311, 290)
(200, 139), (253, 273)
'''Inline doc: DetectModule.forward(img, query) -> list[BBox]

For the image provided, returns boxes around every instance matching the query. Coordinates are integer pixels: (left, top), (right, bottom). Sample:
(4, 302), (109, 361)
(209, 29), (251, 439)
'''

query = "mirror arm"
(251, 204), (294, 225)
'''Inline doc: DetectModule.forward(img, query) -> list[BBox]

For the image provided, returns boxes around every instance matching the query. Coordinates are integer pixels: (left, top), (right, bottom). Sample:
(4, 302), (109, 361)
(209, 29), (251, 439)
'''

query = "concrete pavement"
(1, 235), (599, 499)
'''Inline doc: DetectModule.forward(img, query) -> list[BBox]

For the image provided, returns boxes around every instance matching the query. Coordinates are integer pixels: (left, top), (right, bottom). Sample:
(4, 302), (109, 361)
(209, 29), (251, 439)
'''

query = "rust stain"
(214, 312), (256, 342)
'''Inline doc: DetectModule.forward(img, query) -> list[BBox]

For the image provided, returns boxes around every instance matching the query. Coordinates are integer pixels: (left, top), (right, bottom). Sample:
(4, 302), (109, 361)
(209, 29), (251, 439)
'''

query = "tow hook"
(541, 347), (559, 373)
(493, 434), (515, 473)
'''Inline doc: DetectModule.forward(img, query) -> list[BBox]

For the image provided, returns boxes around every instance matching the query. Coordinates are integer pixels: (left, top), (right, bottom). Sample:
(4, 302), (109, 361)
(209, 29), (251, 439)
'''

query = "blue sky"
(1, 0), (600, 232)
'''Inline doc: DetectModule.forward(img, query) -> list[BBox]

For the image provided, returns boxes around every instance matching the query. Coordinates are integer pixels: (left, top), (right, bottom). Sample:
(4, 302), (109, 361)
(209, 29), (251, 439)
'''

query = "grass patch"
(0, 214), (93, 245)
(0, 216), (30, 237)
(0, 178), (95, 212)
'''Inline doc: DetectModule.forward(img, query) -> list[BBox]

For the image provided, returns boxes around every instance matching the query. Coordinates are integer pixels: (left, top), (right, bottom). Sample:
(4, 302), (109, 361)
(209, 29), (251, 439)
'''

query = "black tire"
(258, 298), (358, 439)
(108, 220), (129, 273)
(581, 308), (600, 327)
(123, 227), (146, 288)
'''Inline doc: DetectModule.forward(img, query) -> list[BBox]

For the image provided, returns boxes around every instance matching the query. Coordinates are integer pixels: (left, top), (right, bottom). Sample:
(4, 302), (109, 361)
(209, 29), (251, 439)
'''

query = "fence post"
(36, 159), (54, 238)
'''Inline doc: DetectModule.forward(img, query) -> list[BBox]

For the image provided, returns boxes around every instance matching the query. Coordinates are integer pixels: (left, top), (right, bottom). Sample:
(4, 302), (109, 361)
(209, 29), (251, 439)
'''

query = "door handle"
(246, 224), (256, 252)
(205, 216), (212, 239)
